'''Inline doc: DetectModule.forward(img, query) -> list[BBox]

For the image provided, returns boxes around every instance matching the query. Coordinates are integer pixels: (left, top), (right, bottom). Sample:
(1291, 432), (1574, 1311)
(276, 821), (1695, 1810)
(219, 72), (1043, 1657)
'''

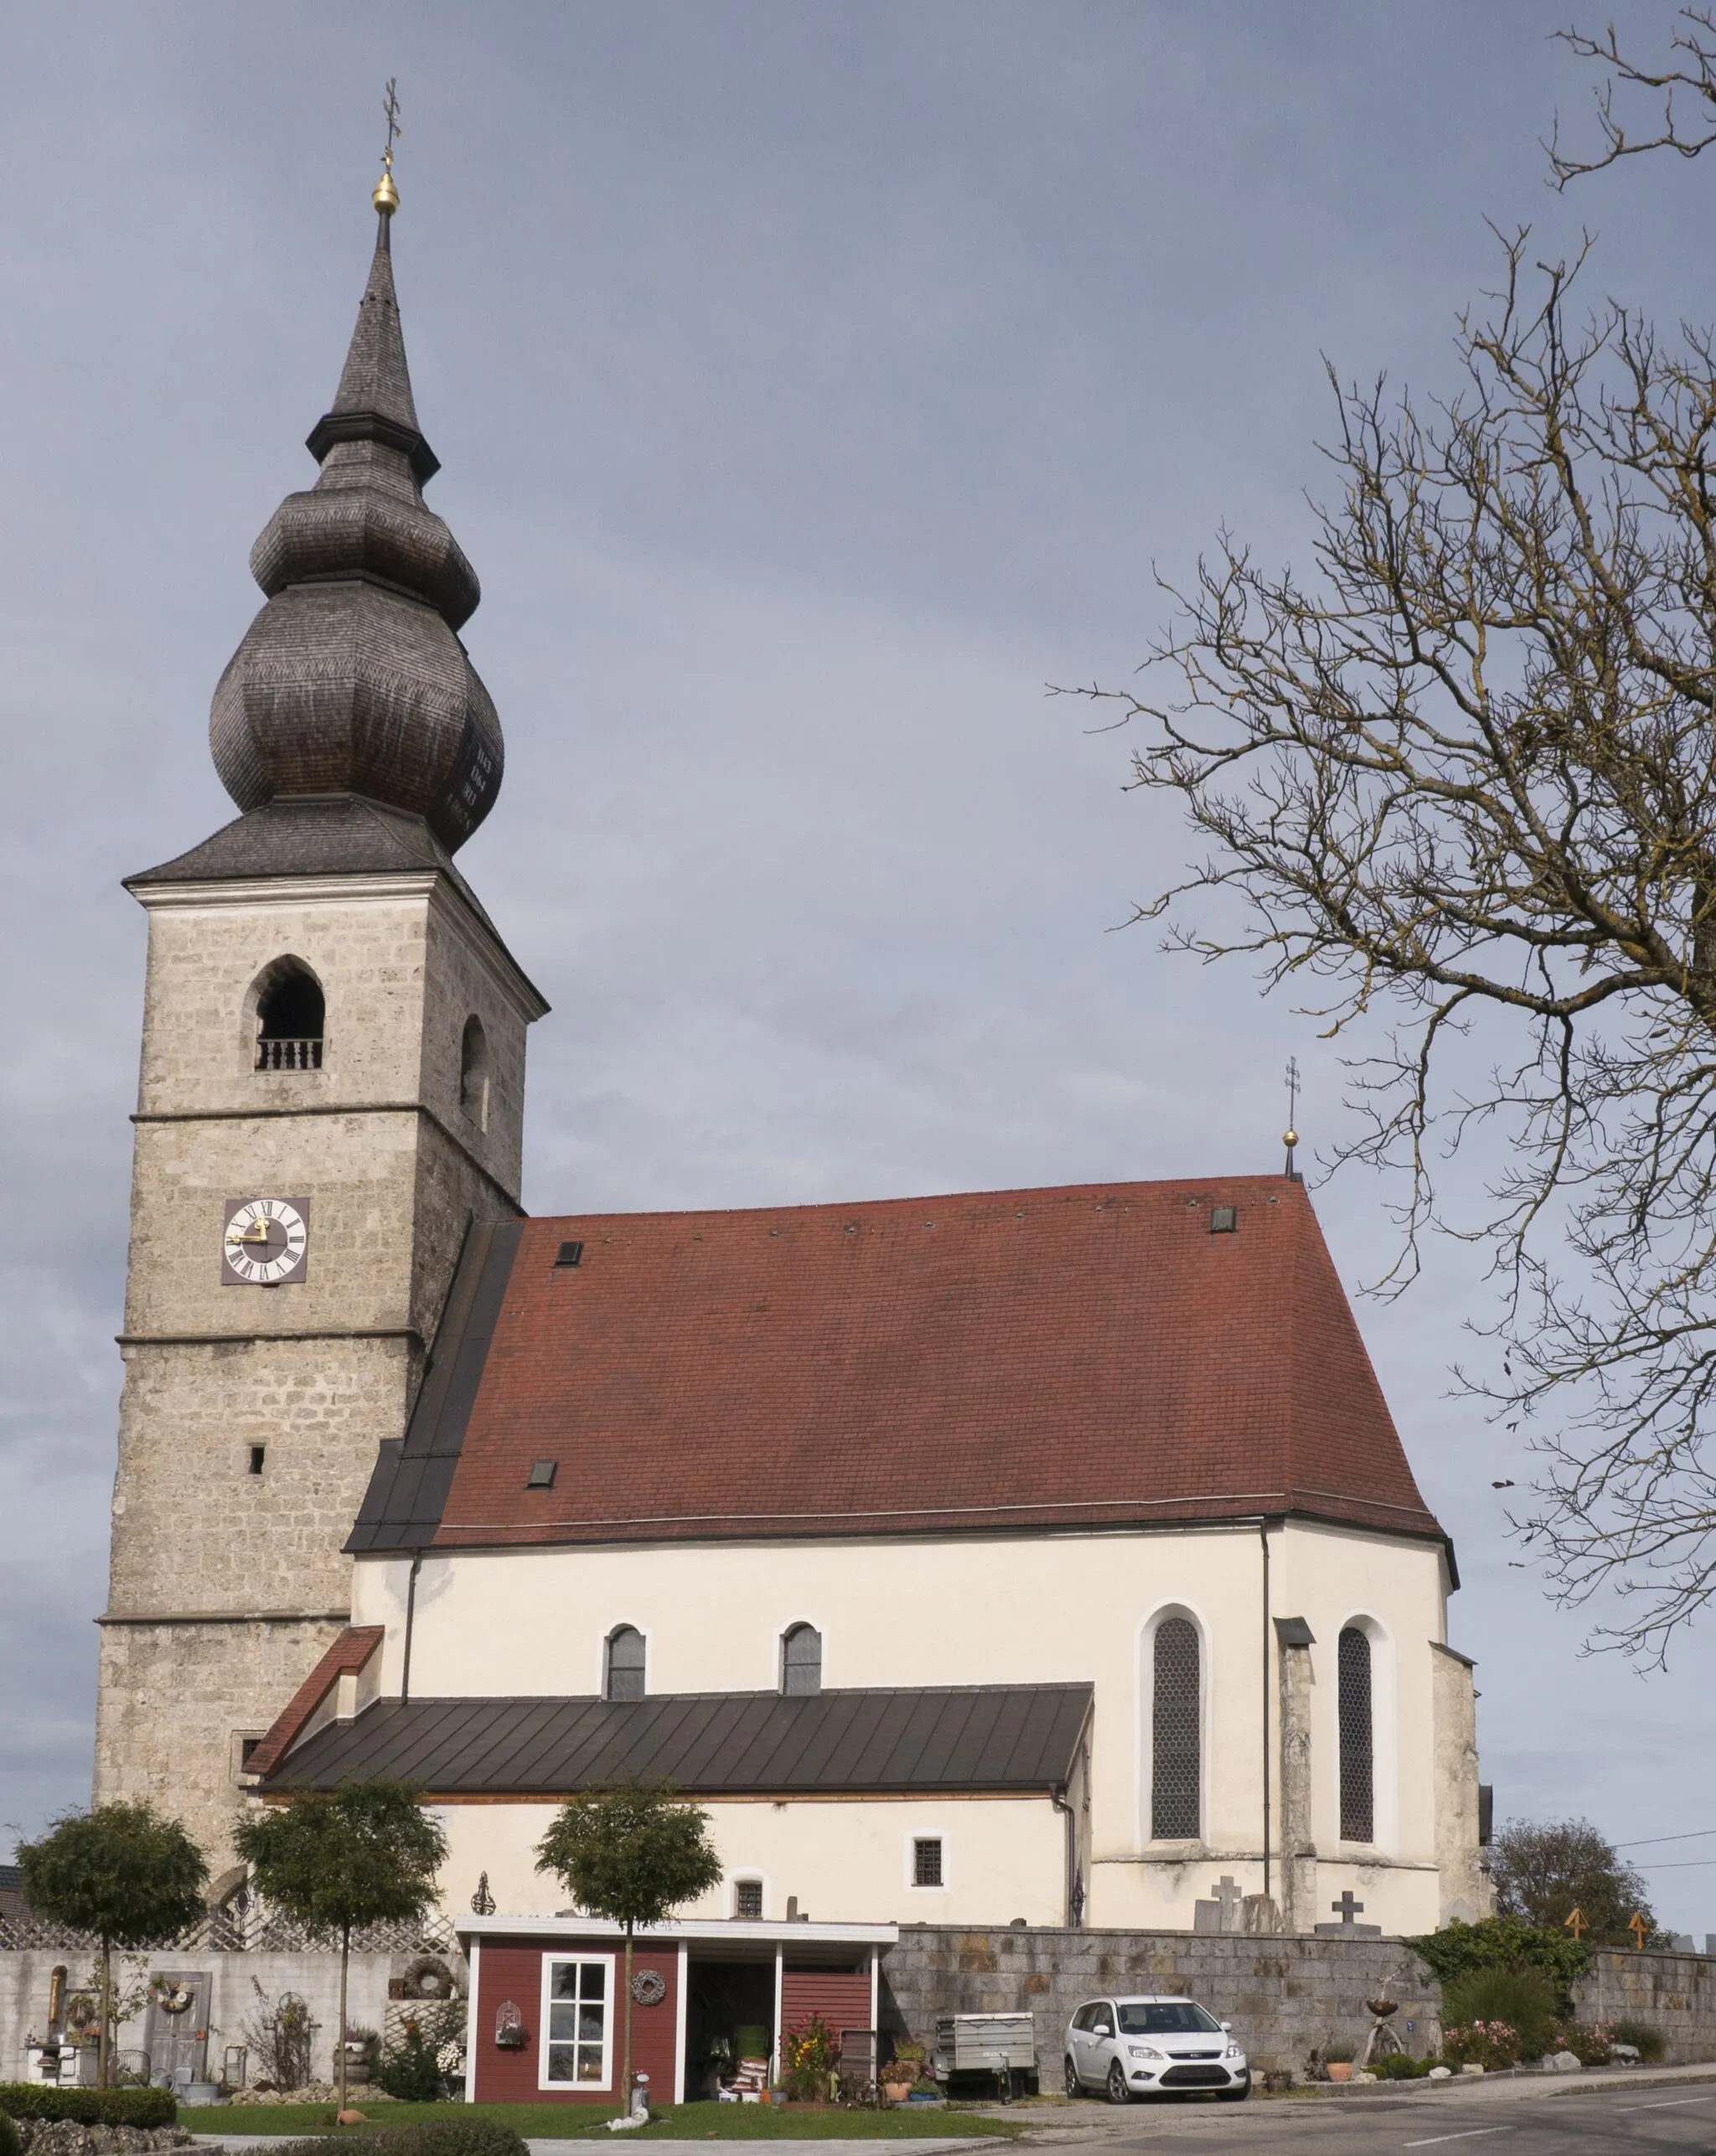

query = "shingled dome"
(209, 213), (503, 853)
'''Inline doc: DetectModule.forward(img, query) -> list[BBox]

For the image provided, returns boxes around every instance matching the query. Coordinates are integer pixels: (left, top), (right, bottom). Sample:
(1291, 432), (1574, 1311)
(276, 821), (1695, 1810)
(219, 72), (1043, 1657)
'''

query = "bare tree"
(1548, 11), (1716, 185)
(1062, 198), (1716, 1657)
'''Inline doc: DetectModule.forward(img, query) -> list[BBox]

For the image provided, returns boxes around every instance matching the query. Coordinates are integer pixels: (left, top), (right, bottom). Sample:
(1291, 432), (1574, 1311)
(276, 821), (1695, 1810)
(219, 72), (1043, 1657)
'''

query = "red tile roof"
(246, 1626), (384, 1777)
(374, 1176), (1444, 1557)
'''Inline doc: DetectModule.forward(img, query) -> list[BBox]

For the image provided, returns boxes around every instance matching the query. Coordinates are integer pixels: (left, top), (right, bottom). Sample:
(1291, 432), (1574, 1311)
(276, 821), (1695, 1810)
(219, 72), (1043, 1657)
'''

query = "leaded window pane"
(782, 1623), (823, 1695)
(1338, 1626), (1374, 1843)
(606, 1626), (646, 1701)
(1151, 1616), (1200, 1838)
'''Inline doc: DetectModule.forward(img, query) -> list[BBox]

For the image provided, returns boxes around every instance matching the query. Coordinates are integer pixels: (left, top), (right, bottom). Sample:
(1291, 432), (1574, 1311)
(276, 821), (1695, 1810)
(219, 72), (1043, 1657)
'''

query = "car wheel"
(1106, 2060), (1130, 2104)
(1063, 2055), (1082, 2098)
(1217, 2081), (1250, 2102)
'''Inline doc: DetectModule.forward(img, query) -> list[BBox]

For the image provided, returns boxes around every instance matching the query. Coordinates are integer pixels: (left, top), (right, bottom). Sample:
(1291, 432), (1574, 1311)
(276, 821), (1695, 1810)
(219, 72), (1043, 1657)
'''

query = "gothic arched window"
(781, 1623), (822, 1696)
(1150, 1616), (1201, 1839)
(605, 1625), (646, 1702)
(460, 1014), (490, 1129)
(1338, 1626), (1375, 1843)
(254, 959), (324, 1070)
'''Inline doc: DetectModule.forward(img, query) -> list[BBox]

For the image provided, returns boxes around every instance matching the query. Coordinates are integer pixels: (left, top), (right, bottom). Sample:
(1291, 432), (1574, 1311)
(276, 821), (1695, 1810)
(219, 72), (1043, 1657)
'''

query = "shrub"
(1442, 1968), (1559, 2060)
(1552, 2019), (1615, 2066)
(375, 2022), (447, 2102)
(1370, 2053), (1431, 2079)
(782, 2014), (842, 2102)
(1610, 2019), (1667, 2062)
(0, 2089), (178, 2128)
(268, 2126), (526, 2156)
(1408, 1916), (1589, 2005)
(1439, 2020), (1521, 2071)
(0, 2113), (18, 2156)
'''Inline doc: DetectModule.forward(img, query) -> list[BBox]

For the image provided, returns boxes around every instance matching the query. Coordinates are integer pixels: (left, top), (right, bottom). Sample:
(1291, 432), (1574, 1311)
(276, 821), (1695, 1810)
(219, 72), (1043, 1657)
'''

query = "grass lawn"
(181, 2102), (1019, 2141)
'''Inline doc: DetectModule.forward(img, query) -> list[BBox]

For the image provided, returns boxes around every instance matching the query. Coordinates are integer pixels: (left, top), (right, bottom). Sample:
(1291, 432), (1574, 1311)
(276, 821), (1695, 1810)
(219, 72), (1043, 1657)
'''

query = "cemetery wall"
(881, 1927), (1716, 2076)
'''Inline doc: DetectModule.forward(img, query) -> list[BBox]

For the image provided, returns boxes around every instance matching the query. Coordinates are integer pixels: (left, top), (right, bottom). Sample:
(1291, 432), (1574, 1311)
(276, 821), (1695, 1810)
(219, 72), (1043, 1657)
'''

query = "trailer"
(933, 2013), (1037, 2099)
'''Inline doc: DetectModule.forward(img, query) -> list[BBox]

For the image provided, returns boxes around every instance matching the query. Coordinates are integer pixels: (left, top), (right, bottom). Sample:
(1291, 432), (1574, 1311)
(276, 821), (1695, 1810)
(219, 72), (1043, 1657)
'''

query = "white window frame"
(539, 1951), (617, 2091)
(906, 1833), (948, 1890)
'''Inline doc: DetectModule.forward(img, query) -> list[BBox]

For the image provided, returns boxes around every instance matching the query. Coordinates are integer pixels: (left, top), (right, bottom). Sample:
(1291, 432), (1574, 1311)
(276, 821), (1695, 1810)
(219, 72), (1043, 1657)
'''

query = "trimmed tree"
(535, 1785), (722, 2113)
(235, 1780), (447, 2114)
(17, 1802), (208, 2086)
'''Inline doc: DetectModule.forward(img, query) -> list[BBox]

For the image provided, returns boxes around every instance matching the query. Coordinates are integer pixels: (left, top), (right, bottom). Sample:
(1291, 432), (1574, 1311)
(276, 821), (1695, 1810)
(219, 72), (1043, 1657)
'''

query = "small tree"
(17, 1802), (208, 2086)
(535, 1785), (722, 2113)
(1491, 1817), (1655, 1946)
(235, 1780), (447, 2114)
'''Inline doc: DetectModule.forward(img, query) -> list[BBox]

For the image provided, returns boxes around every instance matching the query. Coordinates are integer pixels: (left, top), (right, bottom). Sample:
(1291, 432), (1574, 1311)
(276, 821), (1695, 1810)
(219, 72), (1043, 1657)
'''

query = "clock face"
(221, 1197), (311, 1285)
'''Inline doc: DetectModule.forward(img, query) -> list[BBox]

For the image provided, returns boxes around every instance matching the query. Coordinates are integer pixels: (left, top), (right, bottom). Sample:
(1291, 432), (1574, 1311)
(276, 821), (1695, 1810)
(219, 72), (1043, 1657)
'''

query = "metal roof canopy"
(457, 1915), (898, 1956)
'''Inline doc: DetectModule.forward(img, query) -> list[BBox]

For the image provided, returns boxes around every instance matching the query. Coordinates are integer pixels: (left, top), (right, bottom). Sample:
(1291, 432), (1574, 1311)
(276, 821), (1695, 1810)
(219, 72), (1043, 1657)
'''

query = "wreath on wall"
(151, 1982), (194, 2015)
(630, 1970), (667, 2009)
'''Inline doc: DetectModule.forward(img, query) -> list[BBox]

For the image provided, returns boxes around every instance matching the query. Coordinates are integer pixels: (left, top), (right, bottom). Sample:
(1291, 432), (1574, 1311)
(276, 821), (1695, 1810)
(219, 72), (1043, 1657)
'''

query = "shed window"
(544, 1956), (612, 2087)
(733, 1879), (763, 1919)
(604, 1625), (646, 1702)
(781, 1622), (822, 1696)
(912, 1837), (943, 1888)
(1150, 1616), (1201, 1839)
(1338, 1626), (1375, 1842)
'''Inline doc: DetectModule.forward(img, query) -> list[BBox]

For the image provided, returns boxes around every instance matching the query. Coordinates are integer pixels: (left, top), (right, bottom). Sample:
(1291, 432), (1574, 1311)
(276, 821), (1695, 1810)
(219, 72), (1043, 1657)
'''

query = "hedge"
(269, 2125), (526, 2156)
(0, 2112), (18, 2156)
(0, 2089), (178, 2128)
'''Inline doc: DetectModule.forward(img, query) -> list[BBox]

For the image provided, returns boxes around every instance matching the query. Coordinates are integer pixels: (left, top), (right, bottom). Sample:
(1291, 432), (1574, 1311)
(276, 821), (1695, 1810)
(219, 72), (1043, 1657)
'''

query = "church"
(93, 160), (1491, 1987)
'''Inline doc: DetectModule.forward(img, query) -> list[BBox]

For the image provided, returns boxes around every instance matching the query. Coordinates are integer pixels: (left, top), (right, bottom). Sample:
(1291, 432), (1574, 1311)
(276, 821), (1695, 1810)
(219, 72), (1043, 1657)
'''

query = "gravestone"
(1313, 1890), (1382, 1940)
(1192, 1874), (1246, 1935)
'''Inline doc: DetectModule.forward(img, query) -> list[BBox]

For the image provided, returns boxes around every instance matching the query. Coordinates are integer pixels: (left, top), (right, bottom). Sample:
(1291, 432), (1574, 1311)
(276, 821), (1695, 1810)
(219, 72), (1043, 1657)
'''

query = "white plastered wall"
(351, 1515), (1464, 1933)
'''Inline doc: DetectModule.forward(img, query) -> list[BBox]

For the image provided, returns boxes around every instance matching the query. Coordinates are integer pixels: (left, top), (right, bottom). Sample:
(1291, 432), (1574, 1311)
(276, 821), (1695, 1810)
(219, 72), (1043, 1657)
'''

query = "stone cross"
(1210, 1874), (1244, 1927)
(1315, 1886), (1381, 1938)
(1331, 1890), (1363, 1924)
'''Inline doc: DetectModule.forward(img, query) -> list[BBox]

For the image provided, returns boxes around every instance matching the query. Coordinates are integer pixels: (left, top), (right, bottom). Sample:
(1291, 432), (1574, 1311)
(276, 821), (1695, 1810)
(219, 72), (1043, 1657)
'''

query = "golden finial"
(372, 77), (402, 216)
(1284, 1057), (1301, 1180)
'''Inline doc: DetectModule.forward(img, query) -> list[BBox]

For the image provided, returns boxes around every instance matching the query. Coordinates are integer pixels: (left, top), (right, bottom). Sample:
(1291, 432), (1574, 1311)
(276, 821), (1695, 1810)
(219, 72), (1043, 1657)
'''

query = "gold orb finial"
(373, 76), (402, 216)
(1283, 1128), (1298, 1150)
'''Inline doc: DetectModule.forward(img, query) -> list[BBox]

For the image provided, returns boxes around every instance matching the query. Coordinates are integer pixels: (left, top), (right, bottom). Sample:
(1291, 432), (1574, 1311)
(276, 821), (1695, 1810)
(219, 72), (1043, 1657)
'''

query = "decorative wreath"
(630, 1969), (667, 2009)
(151, 1983), (194, 2015)
(402, 1954), (455, 2000)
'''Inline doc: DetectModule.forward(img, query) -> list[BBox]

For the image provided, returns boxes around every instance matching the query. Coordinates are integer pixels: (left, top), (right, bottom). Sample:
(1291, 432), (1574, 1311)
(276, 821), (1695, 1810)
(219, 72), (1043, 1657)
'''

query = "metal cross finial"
(381, 77), (403, 171)
(1284, 1056), (1301, 1180)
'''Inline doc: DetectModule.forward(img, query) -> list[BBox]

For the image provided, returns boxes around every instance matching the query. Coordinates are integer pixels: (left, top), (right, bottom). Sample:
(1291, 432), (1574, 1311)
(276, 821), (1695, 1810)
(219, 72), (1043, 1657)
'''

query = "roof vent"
(525, 1459), (558, 1490)
(1210, 1206), (1238, 1234)
(555, 1240), (584, 1268)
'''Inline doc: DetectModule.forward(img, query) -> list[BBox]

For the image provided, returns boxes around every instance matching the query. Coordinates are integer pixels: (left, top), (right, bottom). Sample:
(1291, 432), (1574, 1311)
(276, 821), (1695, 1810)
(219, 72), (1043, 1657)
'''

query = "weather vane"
(373, 77), (402, 218)
(1284, 1057), (1301, 1180)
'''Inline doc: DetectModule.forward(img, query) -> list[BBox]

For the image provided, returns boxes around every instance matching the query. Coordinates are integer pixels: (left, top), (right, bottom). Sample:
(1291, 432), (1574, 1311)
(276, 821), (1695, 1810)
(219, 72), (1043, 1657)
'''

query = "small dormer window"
(255, 960), (323, 1071)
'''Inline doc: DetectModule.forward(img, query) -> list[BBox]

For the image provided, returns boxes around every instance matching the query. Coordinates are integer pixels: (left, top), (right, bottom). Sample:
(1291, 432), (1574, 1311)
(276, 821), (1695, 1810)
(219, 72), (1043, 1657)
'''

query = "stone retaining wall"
(880, 1926), (1716, 2076)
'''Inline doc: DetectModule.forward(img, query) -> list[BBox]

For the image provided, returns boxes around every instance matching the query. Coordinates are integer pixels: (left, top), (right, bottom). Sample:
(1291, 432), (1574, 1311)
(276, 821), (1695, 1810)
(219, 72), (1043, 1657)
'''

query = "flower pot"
(883, 2086), (912, 2104)
(1327, 2062), (1354, 2083)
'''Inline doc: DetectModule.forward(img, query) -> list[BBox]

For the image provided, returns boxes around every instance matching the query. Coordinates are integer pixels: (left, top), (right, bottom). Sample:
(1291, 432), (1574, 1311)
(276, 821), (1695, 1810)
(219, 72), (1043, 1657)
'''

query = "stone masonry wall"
(881, 1927), (1716, 2075)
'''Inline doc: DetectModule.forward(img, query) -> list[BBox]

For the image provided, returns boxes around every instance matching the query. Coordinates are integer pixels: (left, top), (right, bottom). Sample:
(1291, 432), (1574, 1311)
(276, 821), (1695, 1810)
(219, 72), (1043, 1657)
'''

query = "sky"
(5, 0), (1716, 1929)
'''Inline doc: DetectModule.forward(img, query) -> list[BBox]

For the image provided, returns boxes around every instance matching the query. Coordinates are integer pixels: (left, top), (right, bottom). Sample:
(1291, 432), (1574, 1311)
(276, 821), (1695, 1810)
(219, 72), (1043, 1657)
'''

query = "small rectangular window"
(1210, 1206), (1238, 1233)
(526, 1458), (558, 1489)
(240, 1737), (262, 1769)
(248, 1445), (266, 1476)
(556, 1241), (584, 1268)
(734, 1879), (763, 1919)
(912, 1837), (943, 1888)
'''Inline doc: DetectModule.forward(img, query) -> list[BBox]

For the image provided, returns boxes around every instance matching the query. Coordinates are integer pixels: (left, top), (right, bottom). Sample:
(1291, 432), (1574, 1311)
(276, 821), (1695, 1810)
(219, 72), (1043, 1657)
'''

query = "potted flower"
(883, 2041), (924, 2103)
(1323, 2038), (1357, 2083)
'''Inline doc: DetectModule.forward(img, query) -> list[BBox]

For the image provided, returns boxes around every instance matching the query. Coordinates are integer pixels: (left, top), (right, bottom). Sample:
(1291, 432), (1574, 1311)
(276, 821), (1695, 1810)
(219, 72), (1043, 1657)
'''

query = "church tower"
(94, 166), (546, 1872)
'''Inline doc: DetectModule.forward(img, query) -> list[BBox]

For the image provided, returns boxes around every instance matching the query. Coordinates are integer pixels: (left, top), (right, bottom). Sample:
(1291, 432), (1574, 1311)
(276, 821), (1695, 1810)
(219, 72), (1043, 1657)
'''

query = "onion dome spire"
(209, 128), (503, 854)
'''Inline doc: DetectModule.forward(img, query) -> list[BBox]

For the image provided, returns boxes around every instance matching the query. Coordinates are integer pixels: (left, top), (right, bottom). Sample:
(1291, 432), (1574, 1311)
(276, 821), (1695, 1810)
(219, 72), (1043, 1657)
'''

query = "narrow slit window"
(1338, 1626), (1375, 1842)
(248, 1445), (266, 1476)
(1151, 1616), (1201, 1839)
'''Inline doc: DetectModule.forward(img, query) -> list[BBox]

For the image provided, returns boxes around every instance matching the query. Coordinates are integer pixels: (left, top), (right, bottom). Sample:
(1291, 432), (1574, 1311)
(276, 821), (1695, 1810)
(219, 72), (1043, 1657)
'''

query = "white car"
(1063, 1993), (1250, 2102)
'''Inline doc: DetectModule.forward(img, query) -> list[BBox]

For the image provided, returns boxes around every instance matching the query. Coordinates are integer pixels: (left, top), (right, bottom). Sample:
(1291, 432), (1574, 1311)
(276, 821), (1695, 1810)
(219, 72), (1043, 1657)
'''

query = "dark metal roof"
(263, 1683), (1094, 1797)
(348, 1220), (523, 1553)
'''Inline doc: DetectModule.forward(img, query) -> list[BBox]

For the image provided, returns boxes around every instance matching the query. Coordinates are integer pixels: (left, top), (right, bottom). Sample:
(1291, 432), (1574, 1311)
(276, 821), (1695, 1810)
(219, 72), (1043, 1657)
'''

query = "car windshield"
(1117, 2003), (1222, 2035)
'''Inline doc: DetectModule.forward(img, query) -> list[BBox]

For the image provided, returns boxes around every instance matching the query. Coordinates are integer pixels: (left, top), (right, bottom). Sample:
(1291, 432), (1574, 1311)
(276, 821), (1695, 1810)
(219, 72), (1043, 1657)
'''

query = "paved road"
(1020, 2079), (1716, 2153)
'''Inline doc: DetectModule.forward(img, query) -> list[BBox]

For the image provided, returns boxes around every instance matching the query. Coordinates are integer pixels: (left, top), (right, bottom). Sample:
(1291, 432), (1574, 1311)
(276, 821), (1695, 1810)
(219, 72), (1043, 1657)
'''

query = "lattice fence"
(0, 1909), (459, 1955)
